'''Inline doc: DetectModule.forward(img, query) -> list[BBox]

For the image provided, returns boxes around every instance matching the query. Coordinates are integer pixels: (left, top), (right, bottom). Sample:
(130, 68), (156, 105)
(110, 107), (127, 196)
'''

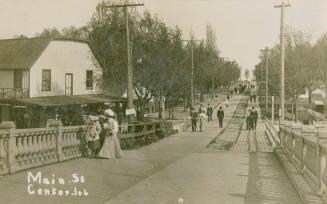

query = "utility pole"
(260, 47), (271, 116)
(275, 2), (291, 121)
(106, 3), (144, 113)
(191, 42), (194, 107)
(182, 40), (201, 107)
(260, 57), (264, 99)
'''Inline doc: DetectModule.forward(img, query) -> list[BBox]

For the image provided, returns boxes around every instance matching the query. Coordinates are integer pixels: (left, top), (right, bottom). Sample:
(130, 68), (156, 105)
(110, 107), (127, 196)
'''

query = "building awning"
(15, 94), (125, 107)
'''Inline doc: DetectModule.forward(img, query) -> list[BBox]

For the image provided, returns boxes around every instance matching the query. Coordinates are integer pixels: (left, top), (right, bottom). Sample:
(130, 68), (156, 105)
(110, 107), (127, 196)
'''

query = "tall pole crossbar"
(106, 3), (144, 112)
(274, 2), (291, 121)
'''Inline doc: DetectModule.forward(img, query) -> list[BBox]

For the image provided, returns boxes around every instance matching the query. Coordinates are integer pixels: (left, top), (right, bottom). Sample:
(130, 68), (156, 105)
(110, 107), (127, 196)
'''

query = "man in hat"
(207, 104), (213, 122)
(190, 107), (198, 132)
(217, 106), (224, 128)
(249, 106), (258, 130)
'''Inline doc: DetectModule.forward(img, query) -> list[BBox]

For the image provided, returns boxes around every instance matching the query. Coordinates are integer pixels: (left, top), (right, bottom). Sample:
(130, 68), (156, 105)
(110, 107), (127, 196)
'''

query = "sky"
(0, 0), (326, 78)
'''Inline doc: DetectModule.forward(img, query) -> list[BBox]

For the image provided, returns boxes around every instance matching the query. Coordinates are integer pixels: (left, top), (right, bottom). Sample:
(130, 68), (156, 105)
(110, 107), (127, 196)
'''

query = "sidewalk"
(0, 95), (303, 204)
(0, 95), (244, 204)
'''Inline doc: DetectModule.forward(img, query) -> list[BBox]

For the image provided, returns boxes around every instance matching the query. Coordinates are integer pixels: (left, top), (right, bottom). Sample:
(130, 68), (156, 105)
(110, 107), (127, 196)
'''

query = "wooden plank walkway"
(0, 96), (303, 204)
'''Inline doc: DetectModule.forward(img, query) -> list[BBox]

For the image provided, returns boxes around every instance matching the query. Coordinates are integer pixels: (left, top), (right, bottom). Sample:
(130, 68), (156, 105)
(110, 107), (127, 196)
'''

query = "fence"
(0, 121), (86, 175)
(0, 120), (177, 175)
(0, 88), (29, 99)
(265, 120), (327, 195)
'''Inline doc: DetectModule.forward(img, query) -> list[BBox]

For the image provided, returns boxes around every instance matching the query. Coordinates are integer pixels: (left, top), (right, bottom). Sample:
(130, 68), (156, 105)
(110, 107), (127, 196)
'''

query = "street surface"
(0, 95), (302, 204)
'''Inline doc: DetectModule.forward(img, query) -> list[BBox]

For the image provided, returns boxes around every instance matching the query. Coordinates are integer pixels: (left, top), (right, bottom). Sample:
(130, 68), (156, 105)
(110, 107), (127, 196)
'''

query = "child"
(86, 115), (102, 157)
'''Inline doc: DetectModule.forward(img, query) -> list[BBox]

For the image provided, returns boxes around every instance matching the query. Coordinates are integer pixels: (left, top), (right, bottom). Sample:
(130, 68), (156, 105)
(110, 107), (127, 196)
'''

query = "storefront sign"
(126, 108), (136, 115)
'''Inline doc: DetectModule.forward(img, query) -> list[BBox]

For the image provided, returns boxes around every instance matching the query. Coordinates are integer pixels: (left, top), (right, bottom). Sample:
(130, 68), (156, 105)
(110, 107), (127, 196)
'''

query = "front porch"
(0, 88), (29, 99)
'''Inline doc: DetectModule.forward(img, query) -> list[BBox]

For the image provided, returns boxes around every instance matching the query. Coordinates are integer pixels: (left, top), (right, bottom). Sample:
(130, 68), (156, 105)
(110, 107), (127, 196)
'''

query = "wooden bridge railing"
(265, 120), (327, 195)
(0, 120), (176, 175)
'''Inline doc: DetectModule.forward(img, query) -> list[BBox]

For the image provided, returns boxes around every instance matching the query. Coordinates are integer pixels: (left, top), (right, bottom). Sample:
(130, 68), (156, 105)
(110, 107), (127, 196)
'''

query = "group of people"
(190, 104), (210, 132)
(84, 109), (123, 159)
(245, 106), (258, 130)
(190, 102), (227, 132)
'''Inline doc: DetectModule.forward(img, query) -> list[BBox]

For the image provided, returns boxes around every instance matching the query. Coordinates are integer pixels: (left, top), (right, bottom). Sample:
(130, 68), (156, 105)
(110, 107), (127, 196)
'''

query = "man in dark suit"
(207, 104), (213, 122)
(217, 106), (224, 128)
(191, 108), (198, 132)
(250, 106), (258, 130)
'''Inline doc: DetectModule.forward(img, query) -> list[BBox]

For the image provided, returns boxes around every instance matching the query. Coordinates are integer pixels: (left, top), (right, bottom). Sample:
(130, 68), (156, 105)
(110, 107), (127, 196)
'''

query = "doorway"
(65, 73), (73, 96)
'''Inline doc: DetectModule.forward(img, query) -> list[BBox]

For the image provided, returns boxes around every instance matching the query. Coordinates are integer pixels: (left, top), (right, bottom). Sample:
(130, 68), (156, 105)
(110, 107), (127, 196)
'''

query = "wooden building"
(0, 37), (125, 128)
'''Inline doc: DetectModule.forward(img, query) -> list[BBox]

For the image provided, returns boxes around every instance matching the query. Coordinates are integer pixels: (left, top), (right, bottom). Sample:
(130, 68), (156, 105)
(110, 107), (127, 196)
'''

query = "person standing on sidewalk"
(190, 108), (198, 132)
(250, 106), (258, 130)
(245, 107), (252, 130)
(199, 110), (206, 132)
(207, 104), (213, 122)
(217, 106), (224, 128)
(250, 86), (258, 103)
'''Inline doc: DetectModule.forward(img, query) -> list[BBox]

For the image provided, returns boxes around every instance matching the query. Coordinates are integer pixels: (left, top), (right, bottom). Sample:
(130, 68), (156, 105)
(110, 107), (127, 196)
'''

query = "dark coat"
(207, 107), (213, 115)
(217, 109), (224, 119)
(191, 112), (198, 121)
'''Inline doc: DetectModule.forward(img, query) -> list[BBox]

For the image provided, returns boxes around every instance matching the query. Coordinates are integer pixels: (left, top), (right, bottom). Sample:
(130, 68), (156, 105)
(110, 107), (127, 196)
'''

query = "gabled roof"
(0, 37), (95, 70)
(0, 38), (51, 70)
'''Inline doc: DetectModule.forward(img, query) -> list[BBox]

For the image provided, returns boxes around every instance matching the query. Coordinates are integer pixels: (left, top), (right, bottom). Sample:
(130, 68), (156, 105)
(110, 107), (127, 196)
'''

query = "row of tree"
(17, 0), (241, 119)
(254, 27), (327, 109)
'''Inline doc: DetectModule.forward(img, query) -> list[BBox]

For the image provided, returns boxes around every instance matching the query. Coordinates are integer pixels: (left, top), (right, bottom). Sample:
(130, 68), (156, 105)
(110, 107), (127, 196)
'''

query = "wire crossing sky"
(0, 0), (326, 77)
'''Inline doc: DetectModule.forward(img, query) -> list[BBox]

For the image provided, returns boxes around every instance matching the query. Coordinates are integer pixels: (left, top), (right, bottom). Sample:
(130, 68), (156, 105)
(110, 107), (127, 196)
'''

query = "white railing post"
(48, 120), (63, 162)
(0, 122), (17, 174)
(300, 124), (304, 172)
(316, 126), (327, 195)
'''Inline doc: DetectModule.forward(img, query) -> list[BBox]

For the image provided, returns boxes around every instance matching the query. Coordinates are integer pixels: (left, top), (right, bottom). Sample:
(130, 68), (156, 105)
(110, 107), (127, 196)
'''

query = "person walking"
(199, 110), (206, 132)
(207, 104), (213, 122)
(250, 106), (258, 130)
(97, 109), (123, 159)
(245, 107), (252, 130)
(217, 106), (224, 128)
(190, 108), (198, 132)
(250, 86), (258, 103)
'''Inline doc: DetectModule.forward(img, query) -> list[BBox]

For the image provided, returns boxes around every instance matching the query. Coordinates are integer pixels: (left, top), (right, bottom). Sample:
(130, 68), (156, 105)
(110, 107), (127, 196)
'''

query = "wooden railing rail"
(0, 120), (175, 175)
(265, 120), (327, 195)
(0, 88), (29, 99)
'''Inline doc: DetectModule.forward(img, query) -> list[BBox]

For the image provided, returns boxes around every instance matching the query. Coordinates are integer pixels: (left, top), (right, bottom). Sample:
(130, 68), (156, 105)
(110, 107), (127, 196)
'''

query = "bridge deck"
(0, 96), (303, 204)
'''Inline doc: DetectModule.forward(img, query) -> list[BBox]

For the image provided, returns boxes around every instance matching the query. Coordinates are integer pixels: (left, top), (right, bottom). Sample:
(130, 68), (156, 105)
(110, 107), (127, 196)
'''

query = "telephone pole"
(260, 47), (271, 116)
(274, 2), (291, 121)
(106, 3), (144, 111)
(183, 40), (201, 107)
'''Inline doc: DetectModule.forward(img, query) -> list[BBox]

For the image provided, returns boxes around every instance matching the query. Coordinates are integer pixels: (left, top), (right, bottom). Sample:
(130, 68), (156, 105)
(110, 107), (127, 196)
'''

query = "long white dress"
(97, 118), (123, 159)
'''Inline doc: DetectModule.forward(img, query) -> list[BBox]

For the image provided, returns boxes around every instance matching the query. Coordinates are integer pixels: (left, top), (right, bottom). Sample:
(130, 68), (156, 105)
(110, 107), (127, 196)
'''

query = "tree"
(254, 28), (321, 120)
(24, 0), (241, 121)
(314, 33), (327, 97)
(35, 28), (62, 38)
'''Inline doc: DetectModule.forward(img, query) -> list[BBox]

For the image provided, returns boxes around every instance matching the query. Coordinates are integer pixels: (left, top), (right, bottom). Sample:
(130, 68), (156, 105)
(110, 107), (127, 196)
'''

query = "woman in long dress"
(97, 109), (123, 159)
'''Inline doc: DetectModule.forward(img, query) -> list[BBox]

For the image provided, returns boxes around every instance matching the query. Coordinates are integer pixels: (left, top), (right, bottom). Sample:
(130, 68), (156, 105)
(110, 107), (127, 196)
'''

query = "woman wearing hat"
(97, 109), (123, 159)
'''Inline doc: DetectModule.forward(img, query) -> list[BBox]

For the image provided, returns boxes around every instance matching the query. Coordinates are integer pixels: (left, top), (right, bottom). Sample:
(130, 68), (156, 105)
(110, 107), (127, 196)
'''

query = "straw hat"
(104, 109), (115, 117)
